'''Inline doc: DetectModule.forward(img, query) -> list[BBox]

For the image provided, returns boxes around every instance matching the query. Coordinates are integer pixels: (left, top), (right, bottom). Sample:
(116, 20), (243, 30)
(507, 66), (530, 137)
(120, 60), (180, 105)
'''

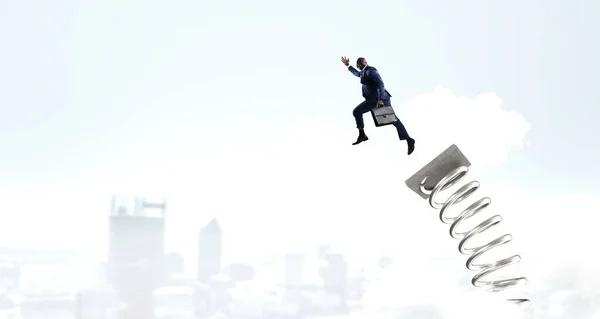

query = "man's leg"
(352, 99), (377, 145)
(384, 97), (416, 155)
(394, 119), (415, 154)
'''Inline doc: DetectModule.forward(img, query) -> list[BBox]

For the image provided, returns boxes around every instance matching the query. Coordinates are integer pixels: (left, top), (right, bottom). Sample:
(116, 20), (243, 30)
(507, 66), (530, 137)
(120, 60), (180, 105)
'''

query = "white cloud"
(399, 86), (531, 165)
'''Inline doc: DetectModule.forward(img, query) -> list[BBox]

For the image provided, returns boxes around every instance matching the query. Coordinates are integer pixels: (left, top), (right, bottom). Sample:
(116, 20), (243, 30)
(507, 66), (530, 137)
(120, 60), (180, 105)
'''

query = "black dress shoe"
(407, 138), (415, 155)
(352, 135), (369, 145)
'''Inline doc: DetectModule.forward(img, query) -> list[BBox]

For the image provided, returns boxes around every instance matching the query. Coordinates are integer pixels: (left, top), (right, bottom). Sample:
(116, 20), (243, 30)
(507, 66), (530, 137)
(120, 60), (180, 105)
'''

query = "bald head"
(356, 57), (367, 70)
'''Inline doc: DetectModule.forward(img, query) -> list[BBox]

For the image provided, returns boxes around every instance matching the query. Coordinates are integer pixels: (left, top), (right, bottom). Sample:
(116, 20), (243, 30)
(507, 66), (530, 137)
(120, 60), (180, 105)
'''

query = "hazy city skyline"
(1, 0), (598, 317)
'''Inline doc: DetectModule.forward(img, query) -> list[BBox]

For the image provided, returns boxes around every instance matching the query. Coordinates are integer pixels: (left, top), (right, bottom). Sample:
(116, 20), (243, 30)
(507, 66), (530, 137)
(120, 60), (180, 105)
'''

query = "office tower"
(0, 263), (19, 290)
(107, 195), (166, 319)
(321, 252), (349, 308)
(197, 218), (221, 282)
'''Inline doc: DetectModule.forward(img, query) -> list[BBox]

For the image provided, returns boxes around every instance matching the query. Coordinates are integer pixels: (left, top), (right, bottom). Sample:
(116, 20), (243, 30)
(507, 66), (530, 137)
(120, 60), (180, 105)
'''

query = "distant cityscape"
(0, 195), (398, 319)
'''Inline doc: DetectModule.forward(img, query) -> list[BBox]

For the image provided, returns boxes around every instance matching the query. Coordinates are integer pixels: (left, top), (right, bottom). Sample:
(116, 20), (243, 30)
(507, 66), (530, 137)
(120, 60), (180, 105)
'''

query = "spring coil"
(419, 165), (530, 305)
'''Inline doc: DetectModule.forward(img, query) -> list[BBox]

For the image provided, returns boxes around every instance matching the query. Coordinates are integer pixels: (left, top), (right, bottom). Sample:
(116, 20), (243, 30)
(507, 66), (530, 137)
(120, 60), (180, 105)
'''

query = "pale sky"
(1, 0), (598, 317)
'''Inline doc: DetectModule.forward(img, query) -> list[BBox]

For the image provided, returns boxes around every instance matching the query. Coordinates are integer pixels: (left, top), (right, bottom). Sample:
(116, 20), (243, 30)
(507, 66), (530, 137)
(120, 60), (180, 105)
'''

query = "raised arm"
(347, 65), (361, 77)
(366, 68), (386, 100)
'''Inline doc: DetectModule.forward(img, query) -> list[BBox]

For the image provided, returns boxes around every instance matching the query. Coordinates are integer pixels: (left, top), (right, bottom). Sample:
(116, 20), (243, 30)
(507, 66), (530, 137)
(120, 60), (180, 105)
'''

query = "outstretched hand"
(341, 56), (350, 66)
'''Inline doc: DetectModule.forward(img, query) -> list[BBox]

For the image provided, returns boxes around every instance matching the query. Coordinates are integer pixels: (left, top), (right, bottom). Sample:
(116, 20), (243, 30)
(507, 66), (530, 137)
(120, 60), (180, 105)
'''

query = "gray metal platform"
(405, 144), (471, 199)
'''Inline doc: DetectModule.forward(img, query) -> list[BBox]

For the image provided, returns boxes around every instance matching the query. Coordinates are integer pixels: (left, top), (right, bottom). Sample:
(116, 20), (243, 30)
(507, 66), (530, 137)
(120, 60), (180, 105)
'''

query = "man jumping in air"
(341, 56), (415, 155)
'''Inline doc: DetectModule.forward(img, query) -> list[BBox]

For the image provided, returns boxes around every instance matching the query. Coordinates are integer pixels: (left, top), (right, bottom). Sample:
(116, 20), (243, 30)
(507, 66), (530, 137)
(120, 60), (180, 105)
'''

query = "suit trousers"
(352, 97), (410, 140)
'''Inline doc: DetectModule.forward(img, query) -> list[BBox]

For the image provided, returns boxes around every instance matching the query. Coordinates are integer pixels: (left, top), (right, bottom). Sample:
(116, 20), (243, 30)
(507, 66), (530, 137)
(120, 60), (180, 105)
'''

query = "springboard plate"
(405, 144), (471, 199)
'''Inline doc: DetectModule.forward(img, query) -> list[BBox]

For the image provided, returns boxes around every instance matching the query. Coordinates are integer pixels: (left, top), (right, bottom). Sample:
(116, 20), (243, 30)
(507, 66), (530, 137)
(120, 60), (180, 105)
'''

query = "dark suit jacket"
(347, 65), (391, 100)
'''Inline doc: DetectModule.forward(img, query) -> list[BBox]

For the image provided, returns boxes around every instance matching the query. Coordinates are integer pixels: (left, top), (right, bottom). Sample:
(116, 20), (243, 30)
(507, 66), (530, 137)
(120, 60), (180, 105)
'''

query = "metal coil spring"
(419, 165), (530, 305)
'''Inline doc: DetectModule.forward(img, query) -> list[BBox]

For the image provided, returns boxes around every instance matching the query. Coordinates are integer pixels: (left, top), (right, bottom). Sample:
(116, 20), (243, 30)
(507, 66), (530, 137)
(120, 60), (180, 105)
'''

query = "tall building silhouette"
(321, 251), (348, 309)
(107, 195), (166, 319)
(197, 218), (222, 282)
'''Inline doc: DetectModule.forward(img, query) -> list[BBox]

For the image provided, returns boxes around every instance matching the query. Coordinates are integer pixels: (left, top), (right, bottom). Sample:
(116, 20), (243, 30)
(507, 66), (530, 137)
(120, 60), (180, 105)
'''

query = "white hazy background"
(1, 0), (598, 318)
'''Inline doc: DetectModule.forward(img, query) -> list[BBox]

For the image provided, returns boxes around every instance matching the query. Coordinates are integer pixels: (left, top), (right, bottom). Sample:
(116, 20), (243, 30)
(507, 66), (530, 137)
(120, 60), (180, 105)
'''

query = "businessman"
(341, 56), (415, 155)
